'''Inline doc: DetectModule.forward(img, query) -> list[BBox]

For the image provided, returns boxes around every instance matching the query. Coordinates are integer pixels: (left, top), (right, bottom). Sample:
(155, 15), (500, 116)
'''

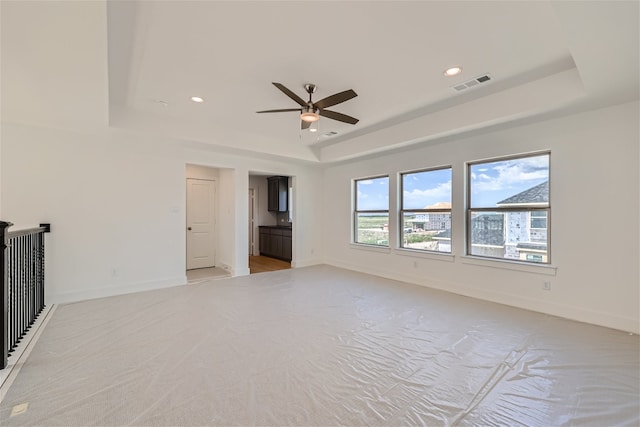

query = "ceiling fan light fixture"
(300, 111), (320, 122)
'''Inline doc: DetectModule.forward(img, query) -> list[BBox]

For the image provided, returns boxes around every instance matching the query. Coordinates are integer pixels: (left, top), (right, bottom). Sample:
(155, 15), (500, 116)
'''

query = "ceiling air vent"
(321, 131), (339, 138)
(452, 74), (493, 92)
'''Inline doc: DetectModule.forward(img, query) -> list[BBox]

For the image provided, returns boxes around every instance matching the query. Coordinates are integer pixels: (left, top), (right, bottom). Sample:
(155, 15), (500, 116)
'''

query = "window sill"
(394, 248), (455, 262)
(460, 255), (557, 276)
(350, 243), (391, 254)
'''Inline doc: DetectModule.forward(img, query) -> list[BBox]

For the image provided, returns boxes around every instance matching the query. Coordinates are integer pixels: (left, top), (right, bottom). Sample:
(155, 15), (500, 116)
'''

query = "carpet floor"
(0, 265), (638, 426)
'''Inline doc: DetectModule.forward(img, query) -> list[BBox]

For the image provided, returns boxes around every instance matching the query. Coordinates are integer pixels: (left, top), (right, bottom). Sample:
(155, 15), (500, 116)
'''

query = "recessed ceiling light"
(191, 96), (204, 103)
(443, 66), (463, 77)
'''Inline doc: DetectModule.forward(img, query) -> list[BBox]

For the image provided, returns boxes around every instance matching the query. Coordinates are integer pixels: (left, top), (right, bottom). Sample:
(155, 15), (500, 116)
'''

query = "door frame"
(249, 187), (256, 256)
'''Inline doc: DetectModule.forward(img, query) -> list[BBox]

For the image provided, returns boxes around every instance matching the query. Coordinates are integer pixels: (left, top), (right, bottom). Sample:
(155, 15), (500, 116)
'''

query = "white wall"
(186, 164), (219, 180)
(291, 172), (324, 267)
(1, 125), (185, 303)
(217, 168), (236, 273)
(0, 122), (324, 303)
(322, 101), (640, 333)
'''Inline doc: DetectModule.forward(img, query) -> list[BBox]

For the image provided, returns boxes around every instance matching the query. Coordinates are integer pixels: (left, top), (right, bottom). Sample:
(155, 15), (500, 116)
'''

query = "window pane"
(355, 213), (389, 246)
(356, 177), (389, 211)
(470, 154), (549, 208)
(402, 211), (451, 253)
(530, 211), (547, 229)
(402, 168), (452, 210)
(470, 210), (548, 263)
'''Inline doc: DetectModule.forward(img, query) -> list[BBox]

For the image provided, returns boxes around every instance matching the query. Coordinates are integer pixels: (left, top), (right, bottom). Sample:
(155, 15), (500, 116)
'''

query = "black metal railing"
(1, 221), (50, 369)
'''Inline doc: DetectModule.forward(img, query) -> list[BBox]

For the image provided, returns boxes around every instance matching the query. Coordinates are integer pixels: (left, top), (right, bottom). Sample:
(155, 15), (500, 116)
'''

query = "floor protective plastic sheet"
(0, 265), (638, 426)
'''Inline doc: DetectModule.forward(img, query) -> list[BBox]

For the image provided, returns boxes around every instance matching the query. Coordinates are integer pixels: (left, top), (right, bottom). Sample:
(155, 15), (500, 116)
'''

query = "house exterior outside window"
(468, 153), (550, 263)
(400, 167), (452, 253)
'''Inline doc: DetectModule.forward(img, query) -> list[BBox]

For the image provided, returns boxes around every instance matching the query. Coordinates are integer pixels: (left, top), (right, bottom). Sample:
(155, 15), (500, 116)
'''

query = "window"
(468, 153), (550, 263)
(530, 211), (547, 229)
(354, 176), (389, 246)
(400, 167), (452, 253)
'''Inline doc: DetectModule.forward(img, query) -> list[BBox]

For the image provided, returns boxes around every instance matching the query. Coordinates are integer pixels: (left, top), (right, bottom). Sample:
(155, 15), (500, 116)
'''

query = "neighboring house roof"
(497, 181), (549, 205)
(424, 201), (452, 209)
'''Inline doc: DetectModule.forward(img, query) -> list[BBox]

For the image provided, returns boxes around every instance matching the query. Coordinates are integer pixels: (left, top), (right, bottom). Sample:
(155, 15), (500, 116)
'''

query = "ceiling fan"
(257, 82), (359, 129)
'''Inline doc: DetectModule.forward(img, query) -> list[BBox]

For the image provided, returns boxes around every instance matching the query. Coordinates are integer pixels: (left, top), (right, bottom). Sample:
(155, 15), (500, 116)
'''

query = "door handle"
(187, 227), (192, 231)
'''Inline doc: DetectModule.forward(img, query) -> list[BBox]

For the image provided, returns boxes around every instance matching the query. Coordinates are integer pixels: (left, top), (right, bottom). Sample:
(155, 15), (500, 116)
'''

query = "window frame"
(399, 166), (452, 253)
(530, 210), (547, 230)
(353, 175), (390, 247)
(466, 152), (551, 264)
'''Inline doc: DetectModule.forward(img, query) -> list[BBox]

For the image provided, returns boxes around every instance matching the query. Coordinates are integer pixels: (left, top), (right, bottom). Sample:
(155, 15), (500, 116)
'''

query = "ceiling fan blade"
(314, 89), (357, 109)
(256, 108), (301, 113)
(301, 120), (311, 130)
(272, 82), (306, 106)
(319, 109), (359, 125)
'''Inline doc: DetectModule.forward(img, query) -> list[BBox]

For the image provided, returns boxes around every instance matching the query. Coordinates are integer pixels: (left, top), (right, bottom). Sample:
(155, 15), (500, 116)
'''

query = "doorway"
(186, 178), (217, 270)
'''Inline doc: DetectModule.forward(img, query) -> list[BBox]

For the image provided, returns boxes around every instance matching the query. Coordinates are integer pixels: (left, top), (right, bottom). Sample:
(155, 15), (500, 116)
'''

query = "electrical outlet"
(543, 280), (551, 291)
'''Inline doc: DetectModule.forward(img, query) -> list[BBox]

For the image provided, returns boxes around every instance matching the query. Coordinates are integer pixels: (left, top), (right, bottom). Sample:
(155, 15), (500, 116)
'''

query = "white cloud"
(472, 156), (548, 192)
(403, 181), (451, 208)
(359, 179), (373, 185)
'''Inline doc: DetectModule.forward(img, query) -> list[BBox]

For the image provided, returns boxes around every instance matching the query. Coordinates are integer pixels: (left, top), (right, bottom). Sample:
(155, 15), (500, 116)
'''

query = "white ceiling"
(2, 1), (639, 163)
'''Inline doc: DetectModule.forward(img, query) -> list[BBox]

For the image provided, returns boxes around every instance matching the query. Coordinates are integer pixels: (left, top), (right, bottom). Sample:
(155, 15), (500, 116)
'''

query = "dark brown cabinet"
(281, 235), (292, 261)
(268, 176), (288, 212)
(259, 226), (292, 261)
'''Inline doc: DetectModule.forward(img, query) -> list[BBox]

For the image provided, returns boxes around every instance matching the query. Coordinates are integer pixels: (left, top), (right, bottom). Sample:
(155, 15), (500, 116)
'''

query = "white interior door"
(187, 178), (216, 270)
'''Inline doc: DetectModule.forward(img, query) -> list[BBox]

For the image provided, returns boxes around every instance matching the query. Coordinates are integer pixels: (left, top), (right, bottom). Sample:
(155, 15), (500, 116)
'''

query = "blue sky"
(357, 169), (452, 211)
(402, 168), (452, 209)
(356, 154), (549, 210)
(470, 154), (549, 207)
(356, 177), (389, 210)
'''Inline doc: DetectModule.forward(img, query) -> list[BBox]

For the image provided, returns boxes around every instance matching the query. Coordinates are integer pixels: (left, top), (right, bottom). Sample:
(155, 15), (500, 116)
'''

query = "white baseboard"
(48, 276), (187, 305)
(325, 258), (639, 334)
(291, 258), (322, 268)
